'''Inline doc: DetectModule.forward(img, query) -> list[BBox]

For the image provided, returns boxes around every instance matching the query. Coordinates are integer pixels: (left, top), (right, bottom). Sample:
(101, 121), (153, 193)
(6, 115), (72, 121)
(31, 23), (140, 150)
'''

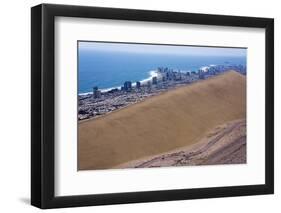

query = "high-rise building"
(147, 81), (151, 88)
(124, 81), (132, 91)
(136, 81), (141, 89)
(93, 86), (101, 98)
(198, 70), (205, 79)
(152, 76), (157, 84)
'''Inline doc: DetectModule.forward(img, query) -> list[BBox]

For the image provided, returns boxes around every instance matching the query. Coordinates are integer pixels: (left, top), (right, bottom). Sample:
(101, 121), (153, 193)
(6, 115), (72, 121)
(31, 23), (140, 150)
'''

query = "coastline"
(78, 64), (246, 121)
(78, 70), (160, 95)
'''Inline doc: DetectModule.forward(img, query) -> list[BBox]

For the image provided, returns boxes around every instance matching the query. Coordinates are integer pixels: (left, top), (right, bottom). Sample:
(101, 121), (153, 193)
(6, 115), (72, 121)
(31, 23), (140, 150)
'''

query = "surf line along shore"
(78, 71), (246, 170)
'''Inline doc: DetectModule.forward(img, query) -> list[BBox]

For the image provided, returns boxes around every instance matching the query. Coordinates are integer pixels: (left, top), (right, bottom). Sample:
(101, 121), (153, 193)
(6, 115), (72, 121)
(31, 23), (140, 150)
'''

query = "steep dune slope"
(78, 71), (246, 170)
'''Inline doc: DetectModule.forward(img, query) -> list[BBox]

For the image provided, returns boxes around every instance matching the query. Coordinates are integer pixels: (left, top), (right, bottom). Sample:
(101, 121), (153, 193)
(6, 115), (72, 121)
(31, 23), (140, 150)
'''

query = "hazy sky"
(79, 41), (247, 57)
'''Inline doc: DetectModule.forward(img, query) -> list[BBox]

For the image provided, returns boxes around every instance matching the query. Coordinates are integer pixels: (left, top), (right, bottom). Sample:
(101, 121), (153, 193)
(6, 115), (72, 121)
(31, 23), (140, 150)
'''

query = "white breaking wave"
(139, 70), (159, 84)
(199, 64), (217, 72)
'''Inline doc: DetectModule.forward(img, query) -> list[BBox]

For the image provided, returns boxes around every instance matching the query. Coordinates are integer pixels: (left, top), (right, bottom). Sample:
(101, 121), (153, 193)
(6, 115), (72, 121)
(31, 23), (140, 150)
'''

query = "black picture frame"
(31, 3), (274, 209)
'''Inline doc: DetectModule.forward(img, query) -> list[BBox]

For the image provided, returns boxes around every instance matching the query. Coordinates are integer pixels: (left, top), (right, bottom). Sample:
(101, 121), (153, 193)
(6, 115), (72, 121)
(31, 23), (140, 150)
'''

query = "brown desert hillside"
(78, 71), (246, 170)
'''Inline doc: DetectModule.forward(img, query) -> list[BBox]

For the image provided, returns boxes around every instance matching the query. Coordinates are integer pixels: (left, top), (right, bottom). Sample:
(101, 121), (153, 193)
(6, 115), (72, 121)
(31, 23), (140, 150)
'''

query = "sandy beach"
(78, 71), (246, 170)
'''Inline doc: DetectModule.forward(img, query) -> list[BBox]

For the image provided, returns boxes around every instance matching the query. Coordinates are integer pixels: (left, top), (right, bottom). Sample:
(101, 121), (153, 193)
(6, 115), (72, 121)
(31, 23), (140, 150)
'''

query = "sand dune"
(115, 119), (246, 168)
(78, 71), (246, 170)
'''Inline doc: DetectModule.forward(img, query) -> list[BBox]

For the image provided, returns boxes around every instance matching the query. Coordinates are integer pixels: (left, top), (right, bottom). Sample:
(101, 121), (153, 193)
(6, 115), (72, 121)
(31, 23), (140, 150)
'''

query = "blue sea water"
(78, 50), (246, 94)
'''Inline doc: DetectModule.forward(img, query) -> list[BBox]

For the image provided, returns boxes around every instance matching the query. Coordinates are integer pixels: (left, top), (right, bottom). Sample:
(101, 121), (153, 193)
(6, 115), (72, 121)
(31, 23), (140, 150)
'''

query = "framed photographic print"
(31, 3), (274, 209)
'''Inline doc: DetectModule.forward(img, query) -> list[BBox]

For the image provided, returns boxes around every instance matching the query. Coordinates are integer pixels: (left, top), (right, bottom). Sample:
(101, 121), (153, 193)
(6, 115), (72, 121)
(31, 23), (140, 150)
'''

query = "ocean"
(78, 51), (246, 94)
